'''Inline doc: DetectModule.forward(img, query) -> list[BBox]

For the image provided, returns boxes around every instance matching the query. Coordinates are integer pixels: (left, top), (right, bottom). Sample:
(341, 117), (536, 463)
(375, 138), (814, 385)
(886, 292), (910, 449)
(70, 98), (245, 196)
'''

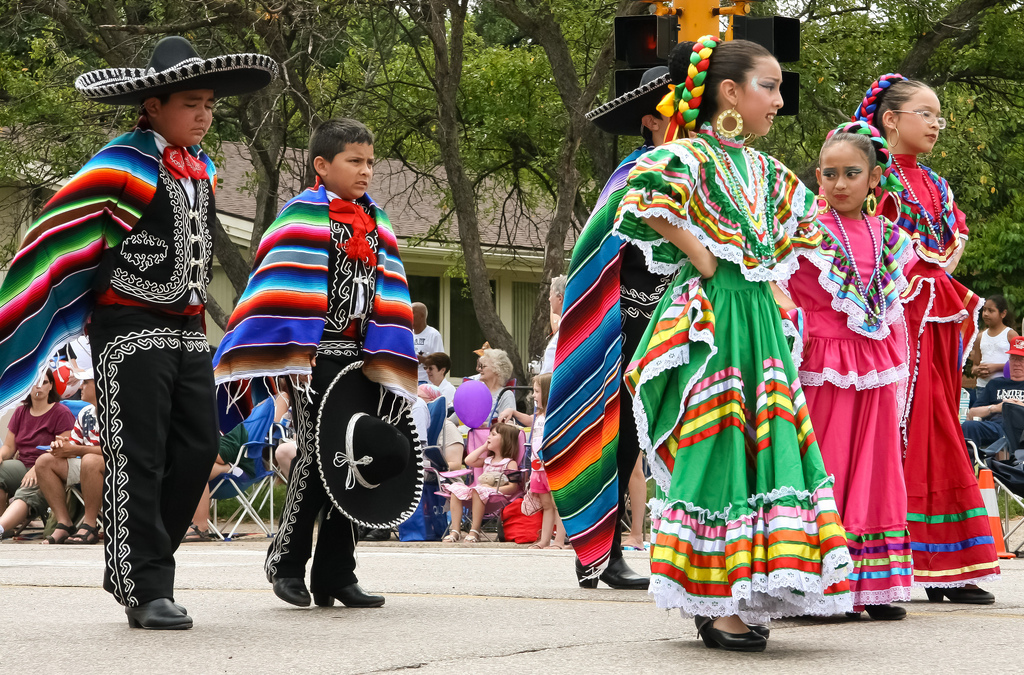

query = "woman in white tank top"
(974, 295), (1019, 388)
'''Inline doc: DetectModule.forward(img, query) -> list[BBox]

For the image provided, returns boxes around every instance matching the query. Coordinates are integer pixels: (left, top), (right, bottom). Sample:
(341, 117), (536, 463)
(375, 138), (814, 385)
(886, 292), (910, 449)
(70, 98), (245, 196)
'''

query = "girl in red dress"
(853, 75), (998, 603)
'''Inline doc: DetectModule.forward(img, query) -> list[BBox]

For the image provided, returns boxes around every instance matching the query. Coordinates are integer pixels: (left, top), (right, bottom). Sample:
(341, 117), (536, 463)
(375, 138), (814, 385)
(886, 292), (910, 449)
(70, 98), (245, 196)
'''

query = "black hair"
(987, 294), (1016, 328)
(668, 39), (774, 130)
(309, 118), (375, 173)
(818, 132), (877, 170)
(873, 79), (932, 141)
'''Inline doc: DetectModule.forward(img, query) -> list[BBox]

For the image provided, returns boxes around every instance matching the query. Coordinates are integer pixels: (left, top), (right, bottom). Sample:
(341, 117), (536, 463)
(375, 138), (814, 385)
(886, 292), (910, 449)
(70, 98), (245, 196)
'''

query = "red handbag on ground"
(500, 498), (543, 544)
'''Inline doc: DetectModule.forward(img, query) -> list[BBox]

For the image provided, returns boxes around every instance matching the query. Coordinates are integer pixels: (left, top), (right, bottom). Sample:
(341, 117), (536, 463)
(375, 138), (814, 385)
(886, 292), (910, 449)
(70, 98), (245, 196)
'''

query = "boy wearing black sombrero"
(0, 36), (276, 629)
(541, 67), (677, 589)
(214, 118), (422, 610)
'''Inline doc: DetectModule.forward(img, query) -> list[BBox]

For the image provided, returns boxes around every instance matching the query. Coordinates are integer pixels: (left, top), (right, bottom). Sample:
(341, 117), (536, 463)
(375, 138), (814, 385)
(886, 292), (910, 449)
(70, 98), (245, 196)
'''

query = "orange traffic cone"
(979, 468), (1016, 559)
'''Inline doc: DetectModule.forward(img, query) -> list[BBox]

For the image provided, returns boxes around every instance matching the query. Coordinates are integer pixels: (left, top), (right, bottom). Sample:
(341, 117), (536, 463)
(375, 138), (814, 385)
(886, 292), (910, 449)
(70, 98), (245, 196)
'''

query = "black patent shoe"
(695, 616), (767, 652)
(925, 587), (995, 605)
(273, 577), (312, 607)
(313, 583), (385, 608)
(865, 604), (907, 620)
(599, 557), (650, 590)
(747, 623), (770, 639)
(125, 598), (192, 630)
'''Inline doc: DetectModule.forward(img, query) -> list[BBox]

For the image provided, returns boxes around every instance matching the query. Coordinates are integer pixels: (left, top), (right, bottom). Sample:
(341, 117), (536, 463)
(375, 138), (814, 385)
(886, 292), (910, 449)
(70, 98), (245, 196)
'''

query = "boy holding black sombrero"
(0, 37), (276, 629)
(214, 118), (422, 610)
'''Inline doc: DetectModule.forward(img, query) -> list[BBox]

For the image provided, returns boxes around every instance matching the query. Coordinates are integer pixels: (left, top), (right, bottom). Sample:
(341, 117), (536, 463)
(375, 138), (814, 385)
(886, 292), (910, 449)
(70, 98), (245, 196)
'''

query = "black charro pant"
(609, 311), (649, 562)
(264, 354), (359, 592)
(90, 306), (219, 607)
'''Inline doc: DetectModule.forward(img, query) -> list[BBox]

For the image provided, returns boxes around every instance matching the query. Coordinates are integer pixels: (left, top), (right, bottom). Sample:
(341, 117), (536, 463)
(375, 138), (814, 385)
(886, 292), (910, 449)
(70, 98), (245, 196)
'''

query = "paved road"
(2, 539), (1021, 674)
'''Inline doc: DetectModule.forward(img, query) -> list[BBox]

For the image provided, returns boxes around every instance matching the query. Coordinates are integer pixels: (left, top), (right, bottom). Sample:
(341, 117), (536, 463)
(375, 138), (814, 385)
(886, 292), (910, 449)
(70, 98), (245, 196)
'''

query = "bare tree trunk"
(898, 0), (1011, 78)
(413, 0), (527, 382)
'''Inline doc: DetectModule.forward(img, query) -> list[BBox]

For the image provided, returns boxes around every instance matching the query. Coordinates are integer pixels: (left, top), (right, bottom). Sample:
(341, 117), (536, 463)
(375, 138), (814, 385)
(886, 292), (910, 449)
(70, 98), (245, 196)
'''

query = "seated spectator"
(478, 348), (516, 420)
(275, 441), (297, 482)
(39, 370), (104, 544)
(186, 391), (290, 541)
(441, 418), (466, 471)
(0, 369), (75, 540)
(964, 336), (1024, 448)
(422, 352), (457, 410)
(971, 296), (1019, 390)
(441, 422), (520, 543)
(540, 275), (567, 374)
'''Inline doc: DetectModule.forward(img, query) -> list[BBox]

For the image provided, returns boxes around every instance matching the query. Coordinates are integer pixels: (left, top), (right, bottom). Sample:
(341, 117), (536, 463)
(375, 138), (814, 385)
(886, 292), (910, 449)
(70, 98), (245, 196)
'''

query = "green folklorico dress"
(612, 129), (853, 622)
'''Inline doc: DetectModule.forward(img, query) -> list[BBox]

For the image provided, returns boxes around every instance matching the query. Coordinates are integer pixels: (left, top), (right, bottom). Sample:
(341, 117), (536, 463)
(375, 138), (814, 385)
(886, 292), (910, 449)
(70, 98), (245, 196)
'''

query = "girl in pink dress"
(442, 422), (520, 543)
(782, 121), (914, 620)
(854, 75), (998, 603)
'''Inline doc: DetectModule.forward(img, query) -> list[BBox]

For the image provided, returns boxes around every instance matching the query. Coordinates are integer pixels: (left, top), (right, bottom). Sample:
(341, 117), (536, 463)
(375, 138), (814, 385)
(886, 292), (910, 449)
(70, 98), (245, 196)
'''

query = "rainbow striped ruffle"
(650, 483), (851, 622)
(846, 530), (913, 608)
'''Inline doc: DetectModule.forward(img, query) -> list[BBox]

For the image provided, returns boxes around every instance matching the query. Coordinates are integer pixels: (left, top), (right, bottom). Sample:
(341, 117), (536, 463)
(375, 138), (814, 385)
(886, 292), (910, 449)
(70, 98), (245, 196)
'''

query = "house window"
(449, 277), (495, 378)
(513, 281), (541, 371)
(407, 275), (441, 330)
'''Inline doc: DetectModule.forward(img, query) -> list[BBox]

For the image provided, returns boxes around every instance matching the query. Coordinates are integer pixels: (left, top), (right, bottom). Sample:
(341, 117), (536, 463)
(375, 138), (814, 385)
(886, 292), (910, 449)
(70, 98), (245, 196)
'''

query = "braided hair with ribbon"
(823, 121), (904, 195)
(656, 35), (720, 143)
(852, 73), (907, 127)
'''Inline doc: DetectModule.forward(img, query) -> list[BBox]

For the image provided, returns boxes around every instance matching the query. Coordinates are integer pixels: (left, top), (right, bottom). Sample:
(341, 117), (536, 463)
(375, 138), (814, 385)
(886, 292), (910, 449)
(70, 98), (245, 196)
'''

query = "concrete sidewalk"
(2, 539), (1022, 674)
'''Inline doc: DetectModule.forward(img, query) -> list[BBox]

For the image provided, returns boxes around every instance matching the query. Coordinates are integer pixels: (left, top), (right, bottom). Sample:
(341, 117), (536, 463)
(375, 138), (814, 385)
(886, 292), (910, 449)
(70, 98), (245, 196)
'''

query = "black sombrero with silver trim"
(586, 66), (671, 136)
(314, 361), (425, 529)
(75, 36), (277, 105)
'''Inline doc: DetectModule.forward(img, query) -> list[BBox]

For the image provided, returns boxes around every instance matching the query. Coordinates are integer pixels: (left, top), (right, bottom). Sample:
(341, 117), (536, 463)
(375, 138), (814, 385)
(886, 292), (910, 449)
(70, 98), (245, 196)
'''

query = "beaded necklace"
(708, 139), (775, 265)
(893, 160), (946, 244)
(828, 208), (885, 324)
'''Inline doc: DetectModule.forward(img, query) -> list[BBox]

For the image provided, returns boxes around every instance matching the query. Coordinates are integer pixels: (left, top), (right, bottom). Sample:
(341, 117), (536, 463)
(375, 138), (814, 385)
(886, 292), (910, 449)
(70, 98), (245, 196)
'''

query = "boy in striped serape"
(214, 118), (419, 610)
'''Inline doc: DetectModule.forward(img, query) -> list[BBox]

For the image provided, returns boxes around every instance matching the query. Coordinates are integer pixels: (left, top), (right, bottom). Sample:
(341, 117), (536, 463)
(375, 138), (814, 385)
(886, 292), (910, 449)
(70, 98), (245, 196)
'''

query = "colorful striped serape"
(213, 185), (417, 401)
(541, 147), (658, 575)
(0, 129), (215, 413)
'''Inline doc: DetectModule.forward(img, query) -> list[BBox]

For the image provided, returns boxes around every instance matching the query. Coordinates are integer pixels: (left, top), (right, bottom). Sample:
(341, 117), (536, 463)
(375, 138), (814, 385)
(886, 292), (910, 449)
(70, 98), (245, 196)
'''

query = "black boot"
(599, 557), (650, 590)
(925, 587), (995, 605)
(864, 604), (907, 620)
(313, 583), (385, 608)
(125, 598), (192, 630)
(694, 616), (767, 652)
(273, 577), (312, 607)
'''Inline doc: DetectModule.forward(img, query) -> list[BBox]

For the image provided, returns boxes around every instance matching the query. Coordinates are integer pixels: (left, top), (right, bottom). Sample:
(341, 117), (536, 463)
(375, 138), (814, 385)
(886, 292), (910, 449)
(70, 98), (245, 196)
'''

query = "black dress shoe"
(695, 616), (767, 652)
(173, 602), (187, 616)
(313, 583), (385, 608)
(125, 598), (192, 630)
(865, 604), (907, 620)
(273, 577), (311, 607)
(574, 558), (599, 588)
(599, 557), (650, 590)
(747, 623), (770, 639)
(926, 587), (995, 605)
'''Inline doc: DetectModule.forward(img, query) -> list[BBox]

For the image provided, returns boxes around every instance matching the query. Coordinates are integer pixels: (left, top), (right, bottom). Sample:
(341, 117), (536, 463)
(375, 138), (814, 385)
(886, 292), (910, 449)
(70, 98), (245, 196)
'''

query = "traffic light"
(612, 14), (677, 97)
(733, 15), (801, 116)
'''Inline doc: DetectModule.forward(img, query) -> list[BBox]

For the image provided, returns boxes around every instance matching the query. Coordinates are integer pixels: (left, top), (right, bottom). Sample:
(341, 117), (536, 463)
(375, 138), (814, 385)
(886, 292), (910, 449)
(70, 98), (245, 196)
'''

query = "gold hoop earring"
(716, 109), (744, 138)
(744, 133), (756, 144)
(819, 195), (830, 212)
(865, 193), (878, 217)
(890, 127), (900, 150)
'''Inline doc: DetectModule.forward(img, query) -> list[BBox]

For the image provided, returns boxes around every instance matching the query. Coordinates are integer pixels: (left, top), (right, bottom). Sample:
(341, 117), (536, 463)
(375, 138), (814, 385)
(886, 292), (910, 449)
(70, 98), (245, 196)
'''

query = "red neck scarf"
(329, 198), (377, 266)
(163, 146), (209, 181)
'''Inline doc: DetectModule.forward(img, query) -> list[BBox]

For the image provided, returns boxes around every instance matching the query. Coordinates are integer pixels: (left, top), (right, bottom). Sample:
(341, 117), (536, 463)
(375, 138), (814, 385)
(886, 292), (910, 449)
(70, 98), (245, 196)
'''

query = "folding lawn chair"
(971, 401), (1024, 556)
(207, 397), (282, 541)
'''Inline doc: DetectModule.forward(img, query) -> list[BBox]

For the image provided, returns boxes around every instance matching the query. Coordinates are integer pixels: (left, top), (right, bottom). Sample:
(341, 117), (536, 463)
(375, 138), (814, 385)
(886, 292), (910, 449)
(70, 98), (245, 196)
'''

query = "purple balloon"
(453, 379), (492, 429)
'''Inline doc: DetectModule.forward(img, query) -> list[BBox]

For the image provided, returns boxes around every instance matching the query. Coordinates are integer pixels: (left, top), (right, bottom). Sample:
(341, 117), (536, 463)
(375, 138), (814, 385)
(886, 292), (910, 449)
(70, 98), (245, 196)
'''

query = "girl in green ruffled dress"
(612, 37), (853, 652)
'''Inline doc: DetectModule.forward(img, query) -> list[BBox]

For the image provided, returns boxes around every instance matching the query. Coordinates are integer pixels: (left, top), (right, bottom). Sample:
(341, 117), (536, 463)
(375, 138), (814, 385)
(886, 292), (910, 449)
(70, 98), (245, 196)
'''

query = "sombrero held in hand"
(75, 36), (277, 106)
(314, 362), (425, 529)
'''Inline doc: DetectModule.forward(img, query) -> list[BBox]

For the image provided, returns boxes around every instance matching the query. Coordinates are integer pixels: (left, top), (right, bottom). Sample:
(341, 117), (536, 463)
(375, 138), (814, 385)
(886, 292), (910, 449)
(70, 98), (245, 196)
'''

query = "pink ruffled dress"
(784, 211), (915, 609)
(445, 457), (513, 503)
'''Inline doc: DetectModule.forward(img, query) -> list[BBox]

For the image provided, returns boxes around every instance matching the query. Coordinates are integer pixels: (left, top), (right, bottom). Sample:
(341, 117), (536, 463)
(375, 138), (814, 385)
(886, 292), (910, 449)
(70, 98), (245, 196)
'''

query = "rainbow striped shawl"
(540, 147), (649, 574)
(0, 129), (215, 413)
(212, 185), (417, 401)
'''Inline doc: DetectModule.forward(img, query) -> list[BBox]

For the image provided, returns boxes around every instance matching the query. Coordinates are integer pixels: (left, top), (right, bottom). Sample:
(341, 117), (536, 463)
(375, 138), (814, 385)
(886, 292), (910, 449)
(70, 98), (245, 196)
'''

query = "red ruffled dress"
(880, 155), (999, 587)
(783, 212), (915, 609)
